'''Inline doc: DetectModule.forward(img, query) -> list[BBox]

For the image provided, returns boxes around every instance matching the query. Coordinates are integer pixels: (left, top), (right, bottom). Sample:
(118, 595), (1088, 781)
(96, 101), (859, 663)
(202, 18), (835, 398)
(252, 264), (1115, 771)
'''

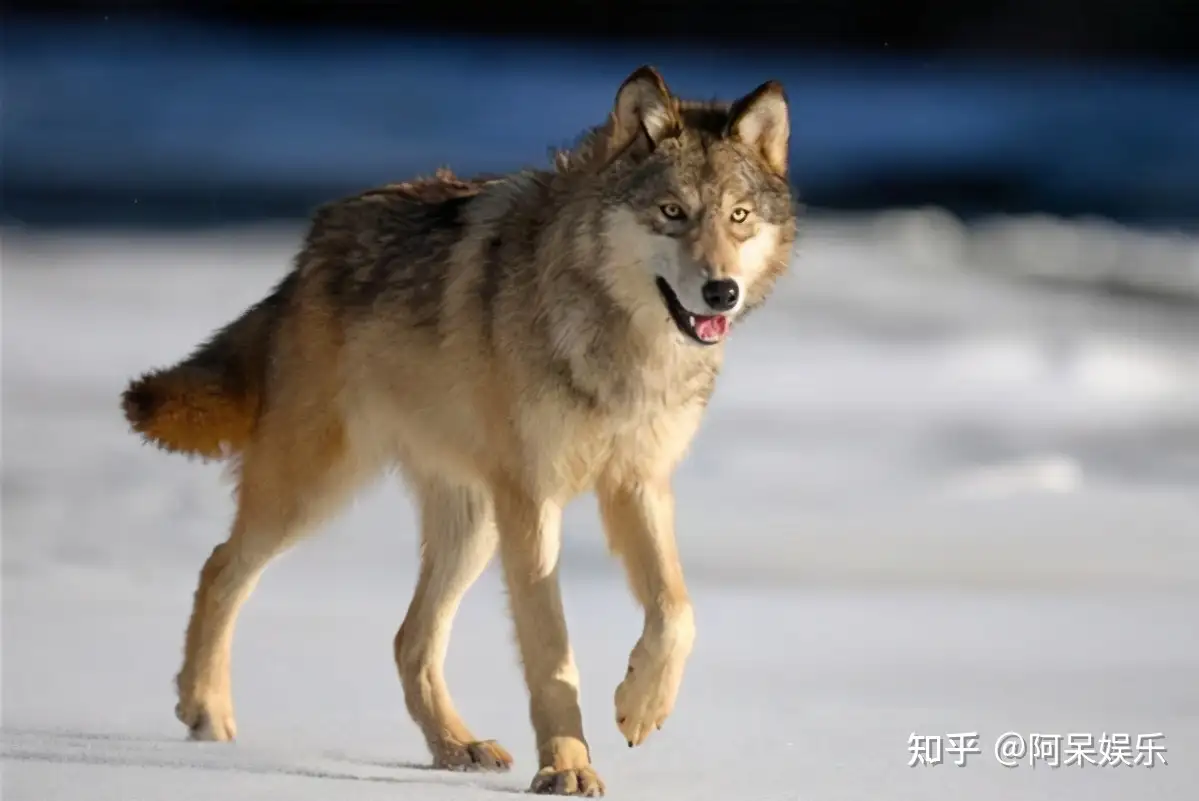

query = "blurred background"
(4, 0), (1199, 227)
(6, 0), (1198, 577)
(3, 4), (1199, 800)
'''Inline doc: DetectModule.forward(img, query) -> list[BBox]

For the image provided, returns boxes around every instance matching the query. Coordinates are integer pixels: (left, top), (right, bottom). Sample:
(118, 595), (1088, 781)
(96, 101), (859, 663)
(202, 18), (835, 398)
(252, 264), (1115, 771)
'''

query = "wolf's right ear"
(602, 66), (681, 163)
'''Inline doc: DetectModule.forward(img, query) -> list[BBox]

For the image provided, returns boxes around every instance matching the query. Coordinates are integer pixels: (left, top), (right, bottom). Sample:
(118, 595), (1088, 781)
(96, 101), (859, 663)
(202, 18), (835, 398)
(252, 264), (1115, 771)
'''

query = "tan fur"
(121, 66), (799, 796)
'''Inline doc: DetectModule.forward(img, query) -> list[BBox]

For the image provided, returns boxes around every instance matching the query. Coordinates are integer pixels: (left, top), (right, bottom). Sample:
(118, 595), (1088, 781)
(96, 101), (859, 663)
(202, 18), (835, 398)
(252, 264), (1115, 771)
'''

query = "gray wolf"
(120, 65), (799, 796)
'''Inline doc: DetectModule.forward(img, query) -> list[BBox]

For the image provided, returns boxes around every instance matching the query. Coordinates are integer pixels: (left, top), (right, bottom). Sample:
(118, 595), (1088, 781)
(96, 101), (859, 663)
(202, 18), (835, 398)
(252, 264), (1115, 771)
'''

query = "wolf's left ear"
(727, 81), (790, 177)
(607, 65), (682, 158)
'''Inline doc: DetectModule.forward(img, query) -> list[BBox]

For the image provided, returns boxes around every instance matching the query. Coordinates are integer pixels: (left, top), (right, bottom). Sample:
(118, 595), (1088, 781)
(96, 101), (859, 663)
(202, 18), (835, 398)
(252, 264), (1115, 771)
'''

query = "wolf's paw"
(530, 766), (606, 796)
(614, 641), (686, 747)
(432, 739), (513, 772)
(175, 696), (237, 741)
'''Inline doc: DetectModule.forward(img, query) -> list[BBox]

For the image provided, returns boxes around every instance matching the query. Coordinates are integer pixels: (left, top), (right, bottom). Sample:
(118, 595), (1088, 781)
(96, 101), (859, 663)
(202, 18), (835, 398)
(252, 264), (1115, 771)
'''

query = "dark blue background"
(4, 21), (1199, 228)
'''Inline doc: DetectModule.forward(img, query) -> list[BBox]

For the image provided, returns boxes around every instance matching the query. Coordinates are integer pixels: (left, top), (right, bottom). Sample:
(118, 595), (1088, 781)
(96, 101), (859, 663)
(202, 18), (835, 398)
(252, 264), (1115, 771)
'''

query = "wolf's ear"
(727, 80), (790, 177)
(606, 65), (681, 159)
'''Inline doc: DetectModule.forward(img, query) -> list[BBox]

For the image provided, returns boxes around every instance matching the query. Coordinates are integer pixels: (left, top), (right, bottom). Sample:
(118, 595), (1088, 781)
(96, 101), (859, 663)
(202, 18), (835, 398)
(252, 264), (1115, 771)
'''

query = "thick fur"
(121, 66), (799, 796)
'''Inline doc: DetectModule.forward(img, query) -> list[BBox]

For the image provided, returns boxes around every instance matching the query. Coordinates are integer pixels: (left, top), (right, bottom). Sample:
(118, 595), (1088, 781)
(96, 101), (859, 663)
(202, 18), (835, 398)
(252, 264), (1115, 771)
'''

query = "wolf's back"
(121, 272), (296, 459)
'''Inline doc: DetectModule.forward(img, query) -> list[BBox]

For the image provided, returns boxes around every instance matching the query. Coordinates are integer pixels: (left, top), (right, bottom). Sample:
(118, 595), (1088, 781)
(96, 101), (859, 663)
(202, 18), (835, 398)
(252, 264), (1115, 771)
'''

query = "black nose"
(701, 279), (739, 312)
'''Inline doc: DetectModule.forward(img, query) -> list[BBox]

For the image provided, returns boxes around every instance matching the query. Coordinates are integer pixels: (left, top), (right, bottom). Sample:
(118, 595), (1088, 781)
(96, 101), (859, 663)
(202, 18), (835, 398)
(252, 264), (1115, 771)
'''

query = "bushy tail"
(121, 273), (295, 459)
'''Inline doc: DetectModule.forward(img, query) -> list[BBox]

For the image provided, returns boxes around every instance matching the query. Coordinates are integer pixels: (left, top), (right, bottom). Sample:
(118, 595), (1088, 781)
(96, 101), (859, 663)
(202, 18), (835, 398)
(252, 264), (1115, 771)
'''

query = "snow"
(3, 214), (1198, 799)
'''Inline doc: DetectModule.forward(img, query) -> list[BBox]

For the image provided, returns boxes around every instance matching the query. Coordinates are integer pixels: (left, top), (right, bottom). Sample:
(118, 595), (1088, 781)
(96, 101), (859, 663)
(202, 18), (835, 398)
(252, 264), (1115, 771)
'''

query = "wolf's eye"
(660, 203), (686, 221)
(730, 207), (751, 223)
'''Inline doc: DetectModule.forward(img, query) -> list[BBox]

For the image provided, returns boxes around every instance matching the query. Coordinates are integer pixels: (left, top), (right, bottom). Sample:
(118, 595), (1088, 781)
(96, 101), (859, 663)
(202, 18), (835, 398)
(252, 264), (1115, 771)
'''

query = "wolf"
(120, 65), (798, 796)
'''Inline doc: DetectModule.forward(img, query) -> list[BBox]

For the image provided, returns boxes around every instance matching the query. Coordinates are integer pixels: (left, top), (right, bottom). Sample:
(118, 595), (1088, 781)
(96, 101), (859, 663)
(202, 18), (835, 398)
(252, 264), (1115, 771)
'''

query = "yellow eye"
(660, 203), (686, 220)
(730, 207), (750, 223)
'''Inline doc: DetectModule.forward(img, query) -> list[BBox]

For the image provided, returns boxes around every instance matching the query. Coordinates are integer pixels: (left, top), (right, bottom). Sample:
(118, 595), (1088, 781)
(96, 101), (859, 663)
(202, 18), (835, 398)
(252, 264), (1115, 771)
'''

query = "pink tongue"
(693, 314), (728, 341)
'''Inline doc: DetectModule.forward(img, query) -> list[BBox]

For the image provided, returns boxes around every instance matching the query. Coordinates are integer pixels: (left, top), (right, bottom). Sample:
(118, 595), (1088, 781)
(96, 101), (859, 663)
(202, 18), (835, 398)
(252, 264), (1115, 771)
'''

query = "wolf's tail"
(121, 273), (295, 460)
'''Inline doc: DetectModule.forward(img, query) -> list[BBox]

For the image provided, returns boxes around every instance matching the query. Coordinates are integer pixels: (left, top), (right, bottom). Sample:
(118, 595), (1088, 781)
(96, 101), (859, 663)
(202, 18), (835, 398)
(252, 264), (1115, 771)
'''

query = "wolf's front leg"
(597, 477), (696, 748)
(493, 488), (604, 797)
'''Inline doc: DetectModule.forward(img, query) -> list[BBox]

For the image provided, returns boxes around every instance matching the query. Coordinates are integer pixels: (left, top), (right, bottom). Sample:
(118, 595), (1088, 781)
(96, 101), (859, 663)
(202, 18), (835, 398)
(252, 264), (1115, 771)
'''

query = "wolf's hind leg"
(175, 413), (361, 741)
(395, 479), (512, 772)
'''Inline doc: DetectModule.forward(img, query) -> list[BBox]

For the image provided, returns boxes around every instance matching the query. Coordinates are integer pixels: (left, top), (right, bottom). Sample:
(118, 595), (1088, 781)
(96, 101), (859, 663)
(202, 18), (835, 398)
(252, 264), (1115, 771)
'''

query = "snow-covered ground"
(3, 214), (1198, 799)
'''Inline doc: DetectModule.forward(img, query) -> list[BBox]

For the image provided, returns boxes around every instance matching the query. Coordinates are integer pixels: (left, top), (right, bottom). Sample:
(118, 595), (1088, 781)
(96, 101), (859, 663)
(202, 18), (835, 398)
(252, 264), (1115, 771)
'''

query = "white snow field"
(3, 213), (1198, 800)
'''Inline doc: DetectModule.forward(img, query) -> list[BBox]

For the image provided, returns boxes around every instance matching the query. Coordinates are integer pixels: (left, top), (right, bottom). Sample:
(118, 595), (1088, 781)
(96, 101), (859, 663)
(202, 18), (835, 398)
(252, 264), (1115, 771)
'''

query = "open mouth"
(655, 277), (729, 345)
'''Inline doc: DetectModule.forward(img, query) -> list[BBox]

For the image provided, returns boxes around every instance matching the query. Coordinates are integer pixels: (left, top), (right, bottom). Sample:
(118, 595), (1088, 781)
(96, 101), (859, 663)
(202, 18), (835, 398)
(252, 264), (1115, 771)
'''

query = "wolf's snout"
(701, 278), (739, 312)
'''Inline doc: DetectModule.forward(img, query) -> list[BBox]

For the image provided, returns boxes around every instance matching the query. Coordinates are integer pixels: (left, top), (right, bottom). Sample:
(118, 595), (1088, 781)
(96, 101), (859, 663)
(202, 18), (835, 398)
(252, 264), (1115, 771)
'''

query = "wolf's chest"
(534, 364), (715, 493)
(549, 396), (710, 496)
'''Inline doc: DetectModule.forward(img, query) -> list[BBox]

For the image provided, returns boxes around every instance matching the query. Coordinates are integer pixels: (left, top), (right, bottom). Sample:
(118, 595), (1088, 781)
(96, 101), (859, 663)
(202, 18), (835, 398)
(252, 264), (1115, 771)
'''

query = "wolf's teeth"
(688, 315), (696, 326)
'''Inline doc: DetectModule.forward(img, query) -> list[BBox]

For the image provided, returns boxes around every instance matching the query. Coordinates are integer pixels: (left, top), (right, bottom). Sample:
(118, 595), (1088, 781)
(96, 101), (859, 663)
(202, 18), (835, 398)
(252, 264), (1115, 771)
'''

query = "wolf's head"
(562, 66), (799, 347)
